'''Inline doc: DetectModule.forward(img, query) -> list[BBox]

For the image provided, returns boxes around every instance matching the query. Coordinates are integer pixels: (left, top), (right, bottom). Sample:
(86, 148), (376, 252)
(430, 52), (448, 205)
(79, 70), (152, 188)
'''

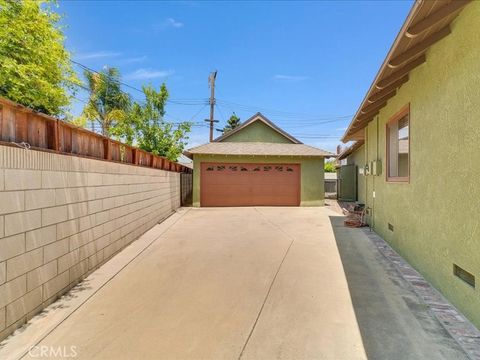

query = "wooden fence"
(0, 97), (191, 173)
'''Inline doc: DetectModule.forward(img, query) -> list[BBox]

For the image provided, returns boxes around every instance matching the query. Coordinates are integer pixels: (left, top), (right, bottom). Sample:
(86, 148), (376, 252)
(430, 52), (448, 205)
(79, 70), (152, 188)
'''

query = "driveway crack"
(237, 208), (296, 360)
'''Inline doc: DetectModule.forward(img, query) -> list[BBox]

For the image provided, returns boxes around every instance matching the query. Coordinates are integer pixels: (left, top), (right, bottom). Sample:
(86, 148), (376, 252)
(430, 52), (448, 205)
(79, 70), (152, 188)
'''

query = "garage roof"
(213, 112), (301, 144)
(184, 142), (334, 158)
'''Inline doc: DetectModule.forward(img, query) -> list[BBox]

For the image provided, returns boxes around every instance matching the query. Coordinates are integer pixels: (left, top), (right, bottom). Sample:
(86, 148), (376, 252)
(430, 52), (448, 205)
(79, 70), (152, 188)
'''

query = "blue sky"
(58, 0), (413, 151)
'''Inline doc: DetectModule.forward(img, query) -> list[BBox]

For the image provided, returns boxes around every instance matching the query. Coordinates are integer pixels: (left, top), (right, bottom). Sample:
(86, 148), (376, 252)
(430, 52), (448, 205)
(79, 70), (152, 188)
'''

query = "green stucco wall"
(192, 154), (324, 207)
(346, 145), (366, 205)
(360, 2), (480, 328)
(222, 121), (294, 143)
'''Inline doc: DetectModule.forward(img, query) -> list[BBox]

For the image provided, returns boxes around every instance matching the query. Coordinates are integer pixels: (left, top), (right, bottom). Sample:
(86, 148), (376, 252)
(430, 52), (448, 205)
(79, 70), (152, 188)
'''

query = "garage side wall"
(0, 145), (180, 340)
(192, 155), (324, 207)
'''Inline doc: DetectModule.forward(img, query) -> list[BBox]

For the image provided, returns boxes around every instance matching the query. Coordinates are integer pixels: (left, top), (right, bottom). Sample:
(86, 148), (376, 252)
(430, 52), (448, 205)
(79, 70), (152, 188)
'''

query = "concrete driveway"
(1, 207), (469, 359)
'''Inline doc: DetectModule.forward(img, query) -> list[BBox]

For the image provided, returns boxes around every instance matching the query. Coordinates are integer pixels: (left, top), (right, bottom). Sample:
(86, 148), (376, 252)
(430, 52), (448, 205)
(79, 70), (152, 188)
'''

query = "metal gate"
(180, 173), (193, 206)
(338, 164), (357, 201)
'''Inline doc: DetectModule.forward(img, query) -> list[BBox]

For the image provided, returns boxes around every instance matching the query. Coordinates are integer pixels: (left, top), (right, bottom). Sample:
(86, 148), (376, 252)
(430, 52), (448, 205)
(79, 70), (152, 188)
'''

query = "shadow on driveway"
(328, 216), (468, 360)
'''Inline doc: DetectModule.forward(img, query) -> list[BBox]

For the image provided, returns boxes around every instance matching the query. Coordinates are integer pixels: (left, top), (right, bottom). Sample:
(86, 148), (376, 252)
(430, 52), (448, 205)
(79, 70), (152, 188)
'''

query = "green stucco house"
(339, 0), (480, 328)
(184, 113), (333, 207)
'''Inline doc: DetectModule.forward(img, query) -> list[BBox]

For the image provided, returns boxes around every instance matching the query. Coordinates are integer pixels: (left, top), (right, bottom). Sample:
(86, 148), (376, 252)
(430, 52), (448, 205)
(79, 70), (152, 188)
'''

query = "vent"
(453, 264), (475, 288)
(388, 223), (394, 231)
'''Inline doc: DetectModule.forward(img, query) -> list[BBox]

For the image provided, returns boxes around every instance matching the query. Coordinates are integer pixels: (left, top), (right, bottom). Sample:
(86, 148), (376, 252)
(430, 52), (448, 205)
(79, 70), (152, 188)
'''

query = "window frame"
(385, 104), (410, 183)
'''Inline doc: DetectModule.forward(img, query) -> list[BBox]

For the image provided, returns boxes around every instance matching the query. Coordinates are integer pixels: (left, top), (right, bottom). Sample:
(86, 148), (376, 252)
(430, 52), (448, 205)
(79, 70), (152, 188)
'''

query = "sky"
(57, 0), (413, 152)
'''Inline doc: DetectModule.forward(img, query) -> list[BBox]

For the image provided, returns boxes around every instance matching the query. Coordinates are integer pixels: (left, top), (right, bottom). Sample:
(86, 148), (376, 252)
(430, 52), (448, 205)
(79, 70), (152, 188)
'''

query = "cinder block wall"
(0, 145), (180, 340)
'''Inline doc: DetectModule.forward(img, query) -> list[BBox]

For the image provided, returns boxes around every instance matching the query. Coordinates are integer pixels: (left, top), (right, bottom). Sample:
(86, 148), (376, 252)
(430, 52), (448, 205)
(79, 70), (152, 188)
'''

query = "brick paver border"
(363, 229), (480, 360)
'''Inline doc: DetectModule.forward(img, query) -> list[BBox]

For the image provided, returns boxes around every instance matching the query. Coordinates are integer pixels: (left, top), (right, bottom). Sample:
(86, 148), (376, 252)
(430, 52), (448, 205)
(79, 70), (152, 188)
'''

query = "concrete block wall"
(0, 145), (180, 340)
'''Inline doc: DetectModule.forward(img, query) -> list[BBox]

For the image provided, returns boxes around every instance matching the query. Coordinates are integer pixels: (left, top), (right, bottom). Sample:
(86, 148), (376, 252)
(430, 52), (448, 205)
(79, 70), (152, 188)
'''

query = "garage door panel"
(201, 162), (300, 207)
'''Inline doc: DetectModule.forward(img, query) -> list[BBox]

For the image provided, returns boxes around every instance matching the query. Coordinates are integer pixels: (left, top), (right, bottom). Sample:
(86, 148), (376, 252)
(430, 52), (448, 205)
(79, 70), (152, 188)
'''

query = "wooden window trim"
(385, 104), (410, 183)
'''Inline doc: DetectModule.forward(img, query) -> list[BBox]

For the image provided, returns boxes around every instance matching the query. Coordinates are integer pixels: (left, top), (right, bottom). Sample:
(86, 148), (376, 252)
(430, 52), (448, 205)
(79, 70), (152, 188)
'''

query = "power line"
(216, 99), (353, 120)
(71, 61), (350, 122)
(188, 104), (208, 122)
(292, 135), (340, 138)
(216, 103), (226, 123)
(71, 60), (207, 106)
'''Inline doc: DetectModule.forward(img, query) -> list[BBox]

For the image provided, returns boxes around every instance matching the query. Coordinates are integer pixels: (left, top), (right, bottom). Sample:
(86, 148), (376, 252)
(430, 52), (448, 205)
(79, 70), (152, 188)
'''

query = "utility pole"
(206, 70), (218, 142)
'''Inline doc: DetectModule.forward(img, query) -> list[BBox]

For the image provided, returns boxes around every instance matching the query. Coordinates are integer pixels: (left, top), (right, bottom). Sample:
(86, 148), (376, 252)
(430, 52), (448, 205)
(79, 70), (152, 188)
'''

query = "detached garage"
(184, 113), (333, 207)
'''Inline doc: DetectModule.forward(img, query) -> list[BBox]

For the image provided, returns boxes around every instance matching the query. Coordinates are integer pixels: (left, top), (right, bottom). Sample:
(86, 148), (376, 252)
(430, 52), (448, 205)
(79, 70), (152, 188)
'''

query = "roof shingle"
(184, 142), (334, 158)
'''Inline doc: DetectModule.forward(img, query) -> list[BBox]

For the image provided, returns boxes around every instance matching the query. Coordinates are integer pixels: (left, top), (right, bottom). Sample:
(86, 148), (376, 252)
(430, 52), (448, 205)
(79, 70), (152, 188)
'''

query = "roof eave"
(341, 0), (470, 143)
(341, 1), (422, 143)
(338, 140), (365, 160)
(185, 152), (333, 158)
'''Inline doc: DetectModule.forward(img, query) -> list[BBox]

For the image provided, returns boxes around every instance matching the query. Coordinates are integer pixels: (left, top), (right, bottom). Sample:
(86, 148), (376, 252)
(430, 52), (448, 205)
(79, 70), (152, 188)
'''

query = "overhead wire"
(71, 59), (207, 106)
(69, 60), (347, 142)
(216, 99), (353, 121)
(215, 103), (226, 123)
(70, 60), (349, 126)
(68, 61), (212, 130)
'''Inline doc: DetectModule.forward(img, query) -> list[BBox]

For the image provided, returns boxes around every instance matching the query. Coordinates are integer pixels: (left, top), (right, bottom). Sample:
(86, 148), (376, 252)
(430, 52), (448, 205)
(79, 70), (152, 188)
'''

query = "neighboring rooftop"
(338, 140), (365, 160)
(184, 142), (334, 159)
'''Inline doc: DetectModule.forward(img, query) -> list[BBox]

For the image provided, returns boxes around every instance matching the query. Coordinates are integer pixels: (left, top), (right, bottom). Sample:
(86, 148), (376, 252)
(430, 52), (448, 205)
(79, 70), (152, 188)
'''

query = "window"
(386, 105), (409, 181)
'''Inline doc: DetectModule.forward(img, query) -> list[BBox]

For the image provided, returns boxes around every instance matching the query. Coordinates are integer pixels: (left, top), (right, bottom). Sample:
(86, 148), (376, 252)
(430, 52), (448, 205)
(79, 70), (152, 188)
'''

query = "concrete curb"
(0, 208), (190, 360)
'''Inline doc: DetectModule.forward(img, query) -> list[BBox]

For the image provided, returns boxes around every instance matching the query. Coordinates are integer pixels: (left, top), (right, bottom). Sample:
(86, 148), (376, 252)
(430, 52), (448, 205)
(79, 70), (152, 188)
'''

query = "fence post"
(132, 148), (139, 165)
(103, 139), (111, 160)
(53, 120), (60, 151)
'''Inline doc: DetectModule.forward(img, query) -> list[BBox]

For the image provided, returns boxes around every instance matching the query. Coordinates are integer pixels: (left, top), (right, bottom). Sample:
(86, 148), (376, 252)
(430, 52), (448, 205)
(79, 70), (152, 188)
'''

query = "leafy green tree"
(0, 0), (79, 115)
(68, 114), (87, 128)
(223, 112), (241, 133)
(324, 160), (336, 173)
(129, 84), (191, 161)
(82, 67), (131, 137)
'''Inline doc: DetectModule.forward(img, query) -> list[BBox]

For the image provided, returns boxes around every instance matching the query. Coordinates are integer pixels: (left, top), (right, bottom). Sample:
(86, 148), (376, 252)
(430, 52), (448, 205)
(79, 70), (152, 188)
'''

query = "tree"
(324, 160), (336, 173)
(129, 84), (191, 161)
(223, 112), (241, 133)
(67, 114), (87, 128)
(82, 67), (131, 137)
(0, 0), (79, 115)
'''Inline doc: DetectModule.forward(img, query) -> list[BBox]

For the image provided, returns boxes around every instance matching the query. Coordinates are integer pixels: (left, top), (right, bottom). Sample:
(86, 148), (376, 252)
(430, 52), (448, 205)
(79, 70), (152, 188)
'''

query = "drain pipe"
(371, 114), (380, 230)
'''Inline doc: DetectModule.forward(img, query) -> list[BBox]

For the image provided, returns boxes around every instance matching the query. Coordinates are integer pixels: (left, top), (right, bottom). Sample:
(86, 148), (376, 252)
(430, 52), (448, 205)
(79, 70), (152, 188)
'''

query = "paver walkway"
(0, 207), (471, 359)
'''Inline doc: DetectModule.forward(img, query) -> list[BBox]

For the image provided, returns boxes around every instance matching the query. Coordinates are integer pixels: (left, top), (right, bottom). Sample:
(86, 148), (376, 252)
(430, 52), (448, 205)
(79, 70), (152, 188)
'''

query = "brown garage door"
(200, 162), (300, 207)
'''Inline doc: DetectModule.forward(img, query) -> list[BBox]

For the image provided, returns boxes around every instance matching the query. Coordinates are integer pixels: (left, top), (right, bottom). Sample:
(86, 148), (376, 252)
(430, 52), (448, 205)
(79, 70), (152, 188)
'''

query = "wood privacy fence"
(324, 179), (337, 194)
(0, 97), (192, 173)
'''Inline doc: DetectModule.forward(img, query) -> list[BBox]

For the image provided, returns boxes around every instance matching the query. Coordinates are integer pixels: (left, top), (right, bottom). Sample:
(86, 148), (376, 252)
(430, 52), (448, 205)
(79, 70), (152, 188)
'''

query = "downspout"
(363, 130), (368, 207)
(365, 124), (371, 226)
(372, 115), (380, 229)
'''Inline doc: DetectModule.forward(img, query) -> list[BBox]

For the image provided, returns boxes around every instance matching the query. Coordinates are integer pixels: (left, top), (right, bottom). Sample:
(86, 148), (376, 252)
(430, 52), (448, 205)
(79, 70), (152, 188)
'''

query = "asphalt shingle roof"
(184, 142), (335, 158)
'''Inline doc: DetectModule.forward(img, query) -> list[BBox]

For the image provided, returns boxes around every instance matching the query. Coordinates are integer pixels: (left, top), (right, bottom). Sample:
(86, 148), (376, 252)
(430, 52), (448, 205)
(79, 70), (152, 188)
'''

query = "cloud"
(125, 68), (175, 80)
(75, 51), (122, 60)
(165, 18), (184, 28)
(273, 74), (309, 81)
(153, 18), (184, 32)
(120, 55), (147, 64)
